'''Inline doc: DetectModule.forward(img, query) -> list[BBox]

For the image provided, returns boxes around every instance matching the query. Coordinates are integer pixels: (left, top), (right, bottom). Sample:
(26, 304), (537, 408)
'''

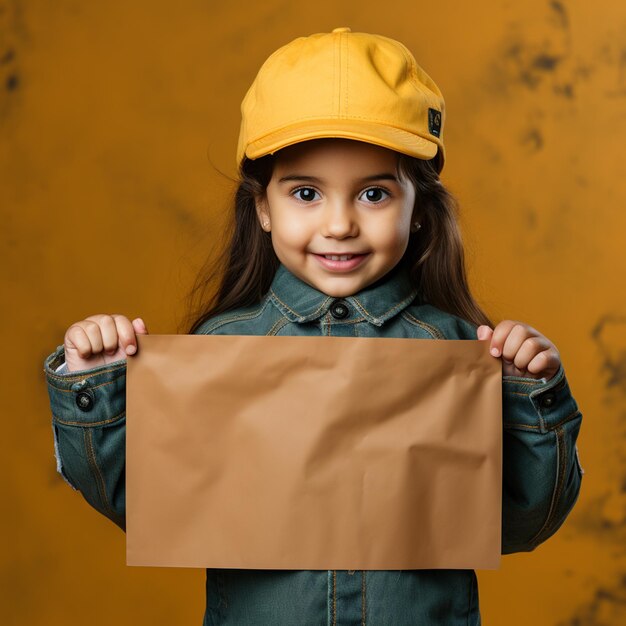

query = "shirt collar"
(268, 261), (420, 326)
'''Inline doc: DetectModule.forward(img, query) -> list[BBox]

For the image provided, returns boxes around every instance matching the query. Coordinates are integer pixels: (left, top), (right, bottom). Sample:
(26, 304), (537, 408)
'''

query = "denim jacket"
(43, 260), (584, 626)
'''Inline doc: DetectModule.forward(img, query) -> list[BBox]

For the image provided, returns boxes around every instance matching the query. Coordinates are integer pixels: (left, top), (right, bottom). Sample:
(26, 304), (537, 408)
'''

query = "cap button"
(332, 27), (351, 33)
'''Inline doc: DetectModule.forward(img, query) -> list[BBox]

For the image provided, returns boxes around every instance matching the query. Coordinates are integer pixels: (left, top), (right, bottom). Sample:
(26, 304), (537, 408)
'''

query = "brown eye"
(292, 187), (319, 202)
(360, 187), (390, 203)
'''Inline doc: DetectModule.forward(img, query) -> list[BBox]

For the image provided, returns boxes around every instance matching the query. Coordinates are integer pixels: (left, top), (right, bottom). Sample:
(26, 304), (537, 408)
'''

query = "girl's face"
(255, 138), (417, 297)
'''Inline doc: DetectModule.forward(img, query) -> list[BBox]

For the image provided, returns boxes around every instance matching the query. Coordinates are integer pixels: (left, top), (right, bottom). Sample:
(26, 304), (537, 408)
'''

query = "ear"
(255, 195), (271, 232)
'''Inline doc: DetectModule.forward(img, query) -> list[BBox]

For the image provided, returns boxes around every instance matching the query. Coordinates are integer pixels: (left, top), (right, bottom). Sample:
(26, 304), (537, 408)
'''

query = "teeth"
(324, 254), (353, 261)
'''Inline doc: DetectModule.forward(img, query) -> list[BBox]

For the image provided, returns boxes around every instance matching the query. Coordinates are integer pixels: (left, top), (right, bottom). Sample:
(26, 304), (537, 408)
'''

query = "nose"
(320, 198), (359, 238)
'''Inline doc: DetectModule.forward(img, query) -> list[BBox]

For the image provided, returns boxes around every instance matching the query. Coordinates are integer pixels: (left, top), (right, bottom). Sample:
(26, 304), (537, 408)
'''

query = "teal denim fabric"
(43, 260), (584, 625)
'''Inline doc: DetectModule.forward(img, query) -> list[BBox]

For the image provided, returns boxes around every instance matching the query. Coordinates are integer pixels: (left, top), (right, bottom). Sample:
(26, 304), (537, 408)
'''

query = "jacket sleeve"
(43, 326), (213, 532)
(501, 362), (584, 553)
(43, 344), (128, 531)
(448, 314), (584, 554)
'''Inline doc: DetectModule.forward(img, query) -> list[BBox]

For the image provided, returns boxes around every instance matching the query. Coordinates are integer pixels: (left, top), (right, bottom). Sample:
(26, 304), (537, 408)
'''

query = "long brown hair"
(183, 148), (494, 334)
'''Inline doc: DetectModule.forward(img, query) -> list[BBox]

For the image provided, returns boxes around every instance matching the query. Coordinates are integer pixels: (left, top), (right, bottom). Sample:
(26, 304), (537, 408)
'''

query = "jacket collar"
(268, 261), (420, 326)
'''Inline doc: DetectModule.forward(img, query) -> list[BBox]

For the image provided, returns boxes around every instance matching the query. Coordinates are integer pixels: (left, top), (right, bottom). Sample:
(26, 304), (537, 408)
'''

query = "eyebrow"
(277, 173), (400, 184)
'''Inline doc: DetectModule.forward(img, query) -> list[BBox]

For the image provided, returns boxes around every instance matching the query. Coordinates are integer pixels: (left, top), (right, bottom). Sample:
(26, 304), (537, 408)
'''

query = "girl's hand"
(63, 314), (149, 373)
(477, 321), (561, 381)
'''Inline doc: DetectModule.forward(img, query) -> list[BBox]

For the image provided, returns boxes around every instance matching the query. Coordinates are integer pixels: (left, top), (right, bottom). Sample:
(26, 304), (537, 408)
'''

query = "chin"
(320, 286), (352, 298)
(315, 277), (366, 298)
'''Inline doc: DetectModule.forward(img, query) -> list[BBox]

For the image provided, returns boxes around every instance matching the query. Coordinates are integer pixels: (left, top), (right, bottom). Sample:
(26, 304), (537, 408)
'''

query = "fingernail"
(126, 344), (136, 355)
(491, 347), (499, 357)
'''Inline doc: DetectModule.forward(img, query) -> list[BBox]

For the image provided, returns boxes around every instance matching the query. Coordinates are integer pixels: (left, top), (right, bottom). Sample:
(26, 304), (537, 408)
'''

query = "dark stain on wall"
(549, 0), (569, 29)
(482, 0), (576, 99)
(521, 127), (544, 152)
(0, 0), (24, 119)
(5, 72), (18, 90)
(1, 46), (14, 63)
(556, 574), (626, 625)
(532, 53), (562, 72)
(591, 315), (626, 392)
(554, 82), (574, 98)
(157, 198), (201, 230)
(558, 314), (626, 624)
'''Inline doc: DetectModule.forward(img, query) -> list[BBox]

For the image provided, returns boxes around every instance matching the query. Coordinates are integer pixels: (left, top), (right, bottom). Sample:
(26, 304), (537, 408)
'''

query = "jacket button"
(330, 300), (350, 319)
(76, 390), (94, 412)
(540, 392), (556, 409)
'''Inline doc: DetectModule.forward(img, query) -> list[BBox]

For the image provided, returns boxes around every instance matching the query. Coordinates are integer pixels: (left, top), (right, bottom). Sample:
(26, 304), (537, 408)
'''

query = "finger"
(101, 315), (122, 354)
(65, 324), (96, 358)
(111, 314), (139, 355)
(513, 335), (551, 370)
(80, 315), (108, 356)
(476, 325), (493, 341)
(86, 314), (118, 355)
(525, 347), (558, 375)
(133, 317), (148, 334)
(489, 320), (522, 357)
(501, 323), (534, 364)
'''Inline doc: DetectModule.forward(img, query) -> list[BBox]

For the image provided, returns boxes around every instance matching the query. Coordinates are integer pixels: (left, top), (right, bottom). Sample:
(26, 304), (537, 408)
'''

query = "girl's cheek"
(277, 222), (311, 246)
(386, 222), (411, 245)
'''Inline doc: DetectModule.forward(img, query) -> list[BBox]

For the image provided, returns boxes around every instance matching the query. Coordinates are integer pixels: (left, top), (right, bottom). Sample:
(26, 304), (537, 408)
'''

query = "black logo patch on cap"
(428, 108), (442, 137)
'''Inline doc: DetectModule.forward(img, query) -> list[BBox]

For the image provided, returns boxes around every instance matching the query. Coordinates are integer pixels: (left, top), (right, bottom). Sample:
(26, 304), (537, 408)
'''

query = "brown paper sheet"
(126, 334), (502, 570)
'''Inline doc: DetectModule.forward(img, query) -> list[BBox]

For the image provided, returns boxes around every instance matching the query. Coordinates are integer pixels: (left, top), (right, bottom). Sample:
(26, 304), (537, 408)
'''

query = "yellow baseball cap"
(236, 27), (446, 173)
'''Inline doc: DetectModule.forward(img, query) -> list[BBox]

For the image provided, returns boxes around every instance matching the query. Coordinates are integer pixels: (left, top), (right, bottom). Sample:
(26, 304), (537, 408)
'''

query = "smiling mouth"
(313, 253), (368, 261)
(311, 252), (370, 272)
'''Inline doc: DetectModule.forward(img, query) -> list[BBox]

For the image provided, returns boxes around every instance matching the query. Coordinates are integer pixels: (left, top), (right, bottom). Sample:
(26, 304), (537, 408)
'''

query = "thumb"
(133, 317), (149, 335)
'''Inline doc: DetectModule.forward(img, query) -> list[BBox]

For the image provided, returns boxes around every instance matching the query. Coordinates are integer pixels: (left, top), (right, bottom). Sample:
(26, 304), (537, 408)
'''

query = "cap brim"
(244, 118), (441, 163)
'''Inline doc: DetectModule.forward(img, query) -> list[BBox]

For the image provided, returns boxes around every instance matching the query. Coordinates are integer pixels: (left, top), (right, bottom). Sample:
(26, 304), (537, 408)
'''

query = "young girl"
(43, 27), (584, 625)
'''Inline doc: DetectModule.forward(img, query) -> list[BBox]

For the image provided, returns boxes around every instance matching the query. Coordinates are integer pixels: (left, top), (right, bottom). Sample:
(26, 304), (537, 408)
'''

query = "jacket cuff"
(503, 362), (580, 433)
(43, 344), (127, 426)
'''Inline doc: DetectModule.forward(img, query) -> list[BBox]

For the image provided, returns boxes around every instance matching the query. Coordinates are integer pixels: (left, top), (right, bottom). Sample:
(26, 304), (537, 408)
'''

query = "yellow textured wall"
(4, 0), (625, 624)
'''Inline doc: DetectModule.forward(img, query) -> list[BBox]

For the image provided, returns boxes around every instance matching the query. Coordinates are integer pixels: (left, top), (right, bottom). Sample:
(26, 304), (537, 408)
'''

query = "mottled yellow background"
(3, 0), (625, 624)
